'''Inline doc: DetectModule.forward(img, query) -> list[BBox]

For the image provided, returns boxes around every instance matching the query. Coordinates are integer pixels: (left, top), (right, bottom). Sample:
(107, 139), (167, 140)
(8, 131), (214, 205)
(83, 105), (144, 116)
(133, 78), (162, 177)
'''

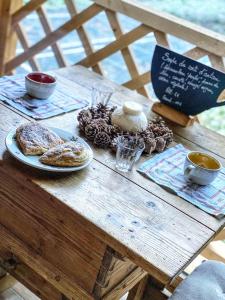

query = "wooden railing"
(0, 0), (224, 277)
(1, 0), (225, 99)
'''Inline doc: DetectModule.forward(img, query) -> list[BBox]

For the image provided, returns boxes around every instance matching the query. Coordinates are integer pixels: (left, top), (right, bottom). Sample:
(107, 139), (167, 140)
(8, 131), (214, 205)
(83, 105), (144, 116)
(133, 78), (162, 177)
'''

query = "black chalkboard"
(151, 45), (225, 115)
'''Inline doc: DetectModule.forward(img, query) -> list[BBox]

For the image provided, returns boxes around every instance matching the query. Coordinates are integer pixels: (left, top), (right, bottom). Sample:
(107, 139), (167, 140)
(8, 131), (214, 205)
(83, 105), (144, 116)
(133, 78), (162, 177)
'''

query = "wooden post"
(0, 0), (22, 75)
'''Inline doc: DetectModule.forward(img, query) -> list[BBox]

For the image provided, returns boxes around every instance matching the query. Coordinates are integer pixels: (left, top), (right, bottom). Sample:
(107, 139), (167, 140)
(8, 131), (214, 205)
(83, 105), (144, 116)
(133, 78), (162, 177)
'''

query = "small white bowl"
(25, 72), (56, 99)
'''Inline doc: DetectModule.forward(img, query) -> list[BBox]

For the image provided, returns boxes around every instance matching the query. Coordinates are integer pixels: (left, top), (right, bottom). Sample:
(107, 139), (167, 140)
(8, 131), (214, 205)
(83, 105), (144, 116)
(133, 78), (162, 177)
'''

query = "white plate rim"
(5, 126), (93, 172)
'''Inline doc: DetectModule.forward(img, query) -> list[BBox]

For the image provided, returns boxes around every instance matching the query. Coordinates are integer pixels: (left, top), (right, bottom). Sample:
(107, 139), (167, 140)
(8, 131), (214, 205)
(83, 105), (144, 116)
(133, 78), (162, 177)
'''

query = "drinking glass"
(115, 136), (145, 172)
(91, 83), (113, 106)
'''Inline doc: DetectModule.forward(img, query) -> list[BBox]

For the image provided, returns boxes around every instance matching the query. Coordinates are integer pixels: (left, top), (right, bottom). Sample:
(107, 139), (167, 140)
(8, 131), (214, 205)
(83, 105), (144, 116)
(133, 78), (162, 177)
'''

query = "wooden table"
(0, 66), (225, 300)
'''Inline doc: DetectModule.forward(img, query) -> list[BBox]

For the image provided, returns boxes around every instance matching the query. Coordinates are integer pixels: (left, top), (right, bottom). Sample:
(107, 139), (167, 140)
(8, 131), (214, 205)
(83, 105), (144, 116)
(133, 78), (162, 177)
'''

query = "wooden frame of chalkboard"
(151, 45), (225, 126)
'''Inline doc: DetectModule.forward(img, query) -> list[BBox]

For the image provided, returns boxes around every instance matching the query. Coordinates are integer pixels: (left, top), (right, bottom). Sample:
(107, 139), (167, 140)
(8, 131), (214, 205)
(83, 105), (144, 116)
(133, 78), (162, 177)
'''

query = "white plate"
(5, 127), (93, 172)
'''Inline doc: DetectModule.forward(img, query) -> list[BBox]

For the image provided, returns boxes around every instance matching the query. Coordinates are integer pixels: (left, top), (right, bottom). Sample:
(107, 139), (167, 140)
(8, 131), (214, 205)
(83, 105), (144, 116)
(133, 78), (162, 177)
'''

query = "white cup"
(184, 151), (222, 185)
(25, 72), (56, 99)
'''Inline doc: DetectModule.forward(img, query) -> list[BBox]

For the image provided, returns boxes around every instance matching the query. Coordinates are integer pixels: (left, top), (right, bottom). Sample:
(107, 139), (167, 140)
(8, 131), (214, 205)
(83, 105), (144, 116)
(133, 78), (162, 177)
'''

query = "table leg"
(128, 276), (168, 300)
(127, 276), (148, 300)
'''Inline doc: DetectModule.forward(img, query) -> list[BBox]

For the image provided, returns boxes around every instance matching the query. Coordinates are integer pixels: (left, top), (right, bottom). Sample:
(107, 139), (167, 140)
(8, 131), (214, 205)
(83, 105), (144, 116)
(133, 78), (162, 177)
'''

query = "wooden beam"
(106, 10), (148, 97)
(95, 0), (225, 57)
(12, 0), (47, 26)
(65, 0), (103, 75)
(78, 24), (151, 68)
(36, 6), (67, 68)
(102, 267), (147, 300)
(0, 0), (22, 75)
(123, 72), (151, 90)
(5, 4), (103, 73)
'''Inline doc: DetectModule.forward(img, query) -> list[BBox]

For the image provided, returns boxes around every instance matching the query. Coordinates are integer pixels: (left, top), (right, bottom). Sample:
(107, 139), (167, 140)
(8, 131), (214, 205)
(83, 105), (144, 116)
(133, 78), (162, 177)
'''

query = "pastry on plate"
(16, 122), (64, 155)
(39, 141), (90, 167)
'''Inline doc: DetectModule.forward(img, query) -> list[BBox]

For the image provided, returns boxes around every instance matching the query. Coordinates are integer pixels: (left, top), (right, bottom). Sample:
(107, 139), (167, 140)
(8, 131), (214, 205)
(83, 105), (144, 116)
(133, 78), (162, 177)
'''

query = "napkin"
(0, 75), (88, 119)
(138, 144), (225, 217)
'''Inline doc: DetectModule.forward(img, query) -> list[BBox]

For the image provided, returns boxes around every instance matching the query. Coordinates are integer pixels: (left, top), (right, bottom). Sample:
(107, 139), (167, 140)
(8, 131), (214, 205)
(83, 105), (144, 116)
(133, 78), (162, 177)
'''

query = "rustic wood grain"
(1, 65), (225, 297)
(0, 248), (62, 300)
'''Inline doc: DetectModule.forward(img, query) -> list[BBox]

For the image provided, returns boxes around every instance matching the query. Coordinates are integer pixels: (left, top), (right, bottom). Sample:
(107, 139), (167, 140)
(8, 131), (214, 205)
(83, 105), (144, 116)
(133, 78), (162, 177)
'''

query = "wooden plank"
(93, 246), (137, 298)
(0, 0), (21, 75)
(78, 24), (151, 68)
(183, 47), (208, 60)
(11, 0), (47, 26)
(0, 145), (214, 285)
(5, 4), (103, 73)
(152, 102), (197, 127)
(0, 249), (62, 300)
(123, 72), (151, 90)
(208, 54), (225, 72)
(65, 0), (103, 75)
(95, 0), (225, 57)
(0, 166), (106, 292)
(102, 267), (147, 300)
(154, 30), (169, 47)
(36, 6), (67, 68)
(0, 224), (93, 300)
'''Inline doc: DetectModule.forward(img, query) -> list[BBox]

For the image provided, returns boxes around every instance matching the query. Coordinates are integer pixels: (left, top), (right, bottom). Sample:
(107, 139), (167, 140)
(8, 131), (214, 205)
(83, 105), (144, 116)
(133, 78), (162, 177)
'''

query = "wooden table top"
(1, 66), (225, 286)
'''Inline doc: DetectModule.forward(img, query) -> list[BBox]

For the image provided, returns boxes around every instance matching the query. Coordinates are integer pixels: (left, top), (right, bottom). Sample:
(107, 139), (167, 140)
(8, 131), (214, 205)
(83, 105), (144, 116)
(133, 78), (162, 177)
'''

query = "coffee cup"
(184, 151), (221, 185)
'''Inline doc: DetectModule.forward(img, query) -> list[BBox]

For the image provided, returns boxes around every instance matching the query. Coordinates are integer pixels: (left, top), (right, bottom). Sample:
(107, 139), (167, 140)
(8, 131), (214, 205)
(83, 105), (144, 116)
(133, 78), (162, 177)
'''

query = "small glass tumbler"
(91, 83), (113, 106)
(115, 136), (145, 172)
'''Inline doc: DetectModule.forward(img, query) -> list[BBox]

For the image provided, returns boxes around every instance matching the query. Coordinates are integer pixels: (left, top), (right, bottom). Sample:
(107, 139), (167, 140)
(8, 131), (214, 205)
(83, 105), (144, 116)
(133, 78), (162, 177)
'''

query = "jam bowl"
(25, 72), (57, 99)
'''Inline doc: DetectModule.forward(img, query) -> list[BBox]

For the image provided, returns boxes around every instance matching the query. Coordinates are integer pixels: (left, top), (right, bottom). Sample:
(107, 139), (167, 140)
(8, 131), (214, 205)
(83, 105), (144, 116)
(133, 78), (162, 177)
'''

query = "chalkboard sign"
(151, 45), (225, 115)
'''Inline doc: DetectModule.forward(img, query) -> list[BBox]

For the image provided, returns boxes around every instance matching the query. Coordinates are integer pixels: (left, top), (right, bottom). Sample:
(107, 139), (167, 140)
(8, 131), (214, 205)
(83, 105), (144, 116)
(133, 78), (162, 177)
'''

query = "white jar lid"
(123, 101), (142, 115)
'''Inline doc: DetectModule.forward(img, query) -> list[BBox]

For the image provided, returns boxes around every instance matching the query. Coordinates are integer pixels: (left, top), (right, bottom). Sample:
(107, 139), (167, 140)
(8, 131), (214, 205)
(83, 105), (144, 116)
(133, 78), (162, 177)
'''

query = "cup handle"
(184, 165), (195, 179)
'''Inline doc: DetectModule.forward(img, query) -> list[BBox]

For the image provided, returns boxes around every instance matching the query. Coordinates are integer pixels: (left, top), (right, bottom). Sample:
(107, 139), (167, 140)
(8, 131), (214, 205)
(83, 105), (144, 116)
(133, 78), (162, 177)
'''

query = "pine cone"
(155, 137), (166, 152)
(77, 109), (92, 122)
(78, 116), (90, 132)
(94, 132), (111, 148)
(144, 138), (156, 154)
(93, 118), (108, 128)
(85, 122), (99, 141)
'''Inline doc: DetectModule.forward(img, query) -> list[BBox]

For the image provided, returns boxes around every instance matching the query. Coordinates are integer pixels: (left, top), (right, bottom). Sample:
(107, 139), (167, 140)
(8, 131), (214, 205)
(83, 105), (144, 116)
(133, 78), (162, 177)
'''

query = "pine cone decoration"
(77, 104), (173, 154)
(85, 122), (99, 141)
(94, 132), (111, 148)
(155, 137), (166, 152)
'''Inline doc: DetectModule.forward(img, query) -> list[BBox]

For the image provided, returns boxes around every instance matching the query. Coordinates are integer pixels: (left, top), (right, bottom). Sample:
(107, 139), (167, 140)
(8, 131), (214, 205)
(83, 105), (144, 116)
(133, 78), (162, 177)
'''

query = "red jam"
(27, 73), (55, 84)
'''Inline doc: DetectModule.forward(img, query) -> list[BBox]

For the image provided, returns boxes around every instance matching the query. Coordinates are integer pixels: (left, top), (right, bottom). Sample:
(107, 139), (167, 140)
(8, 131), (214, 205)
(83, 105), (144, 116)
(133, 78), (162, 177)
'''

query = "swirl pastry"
(39, 141), (90, 167)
